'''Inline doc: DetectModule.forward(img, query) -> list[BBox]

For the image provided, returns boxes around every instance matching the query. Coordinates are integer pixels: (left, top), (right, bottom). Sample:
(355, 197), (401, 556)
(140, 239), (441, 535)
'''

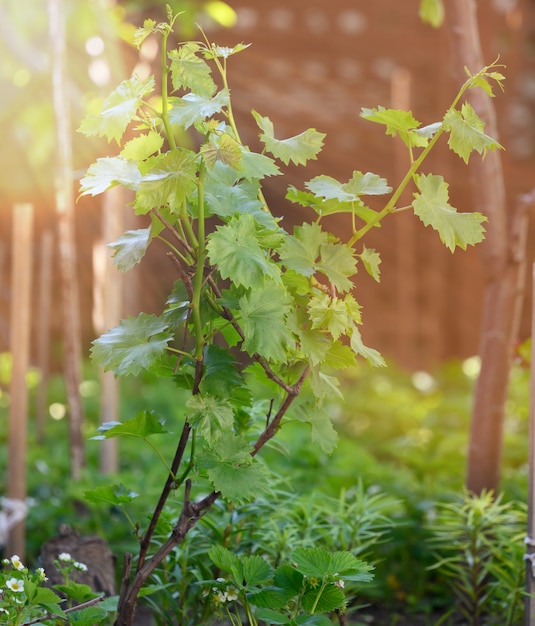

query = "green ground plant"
(72, 6), (505, 624)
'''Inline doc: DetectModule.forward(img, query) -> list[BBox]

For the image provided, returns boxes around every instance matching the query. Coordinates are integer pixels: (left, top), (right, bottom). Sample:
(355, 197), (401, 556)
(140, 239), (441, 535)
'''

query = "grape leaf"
(286, 186), (354, 217)
(132, 18), (157, 48)
(317, 241), (357, 292)
(78, 75), (155, 144)
(120, 131), (164, 161)
(443, 103), (503, 164)
(307, 293), (353, 340)
(279, 222), (328, 276)
(108, 216), (164, 272)
(240, 149), (281, 180)
(360, 106), (428, 148)
(207, 214), (281, 288)
(200, 131), (242, 170)
(306, 171), (391, 202)
(287, 309), (331, 366)
(294, 401), (338, 454)
(205, 43), (251, 59)
(359, 246), (381, 282)
(168, 89), (229, 129)
(91, 313), (173, 375)
(169, 42), (216, 97)
(198, 432), (269, 503)
(201, 344), (244, 399)
(84, 483), (139, 506)
(79, 157), (142, 196)
(252, 110), (325, 166)
(412, 173), (487, 251)
(239, 284), (295, 362)
(93, 411), (168, 439)
(186, 394), (234, 445)
(419, 0), (444, 28)
(134, 149), (198, 214)
(350, 325), (385, 367)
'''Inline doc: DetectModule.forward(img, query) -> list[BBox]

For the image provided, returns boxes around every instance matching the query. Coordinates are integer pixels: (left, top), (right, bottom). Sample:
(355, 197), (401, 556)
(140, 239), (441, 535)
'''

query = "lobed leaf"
(412, 173), (487, 251)
(91, 313), (173, 375)
(94, 411), (168, 439)
(360, 106), (428, 148)
(120, 131), (164, 161)
(168, 89), (229, 129)
(359, 246), (381, 282)
(169, 42), (216, 97)
(350, 325), (386, 367)
(108, 216), (164, 272)
(186, 394), (235, 445)
(79, 157), (142, 197)
(252, 110), (325, 166)
(84, 483), (139, 506)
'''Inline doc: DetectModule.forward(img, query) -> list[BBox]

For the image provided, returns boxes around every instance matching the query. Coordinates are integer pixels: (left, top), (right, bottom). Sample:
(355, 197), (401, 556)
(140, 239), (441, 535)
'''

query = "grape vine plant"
(79, 7), (503, 625)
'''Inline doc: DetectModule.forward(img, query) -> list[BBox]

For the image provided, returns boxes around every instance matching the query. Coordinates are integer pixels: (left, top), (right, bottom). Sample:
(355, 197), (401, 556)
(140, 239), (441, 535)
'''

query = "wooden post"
(6, 203), (34, 558)
(36, 229), (54, 444)
(525, 264), (535, 625)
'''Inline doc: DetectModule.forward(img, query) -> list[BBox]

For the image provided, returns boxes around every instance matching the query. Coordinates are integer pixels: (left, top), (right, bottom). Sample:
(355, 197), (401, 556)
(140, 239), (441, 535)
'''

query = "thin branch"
(25, 594), (106, 625)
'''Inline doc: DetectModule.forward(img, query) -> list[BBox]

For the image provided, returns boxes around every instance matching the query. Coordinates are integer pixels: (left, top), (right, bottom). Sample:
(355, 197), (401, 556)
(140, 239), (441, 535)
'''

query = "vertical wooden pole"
(6, 203), (34, 558)
(36, 229), (54, 444)
(48, 0), (85, 478)
(526, 263), (535, 625)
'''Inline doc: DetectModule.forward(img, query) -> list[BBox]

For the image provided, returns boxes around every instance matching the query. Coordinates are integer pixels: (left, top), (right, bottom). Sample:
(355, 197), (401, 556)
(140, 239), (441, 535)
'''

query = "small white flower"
(213, 590), (227, 604)
(36, 567), (48, 581)
(10, 555), (24, 571)
(216, 577), (225, 583)
(58, 553), (72, 562)
(5, 578), (24, 593)
(73, 561), (88, 572)
(225, 587), (238, 601)
(334, 578), (345, 589)
(0, 607), (9, 614)
(2, 558), (10, 566)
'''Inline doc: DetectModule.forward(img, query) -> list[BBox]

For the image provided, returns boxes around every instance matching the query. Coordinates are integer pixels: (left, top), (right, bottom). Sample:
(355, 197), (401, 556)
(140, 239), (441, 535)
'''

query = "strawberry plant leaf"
(169, 42), (216, 97)
(302, 584), (345, 614)
(198, 432), (269, 503)
(91, 313), (173, 375)
(168, 89), (229, 129)
(186, 394), (234, 445)
(120, 131), (164, 161)
(252, 110), (325, 166)
(412, 173), (487, 251)
(242, 554), (274, 585)
(443, 102), (503, 164)
(359, 246), (381, 282)
(253, 608), (290, 624)
(292, 547), (331, 578)
(239, 284), (295, 362)
(360, 106), (428, 148)
(208, 545), (244, 583)
(207, 214), (282, 288)
(79, 157), (142, 196)
(350, 325), (385, 367)
(78, 75), (155, 144)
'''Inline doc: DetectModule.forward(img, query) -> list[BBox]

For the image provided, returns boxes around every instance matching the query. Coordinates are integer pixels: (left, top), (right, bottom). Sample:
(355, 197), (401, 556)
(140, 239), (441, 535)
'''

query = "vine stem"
(192, 161), (207, 361)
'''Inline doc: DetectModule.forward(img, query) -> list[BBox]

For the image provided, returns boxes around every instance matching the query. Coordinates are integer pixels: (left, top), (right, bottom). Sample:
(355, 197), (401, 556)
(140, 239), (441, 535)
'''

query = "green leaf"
(208, 545), (243, 583)
(419, 0), (444, 28)
(134, 149), (198, 214)
(307, 293), (360, 340)
(253, 608), (290, 624)
(79, 157), (142, 196)
(84, 483), (139, 506)
(32, 586), (63, 607)
(91, 313), (173, 375)
(287, 309), (330, 366)
(412, 173), (487, 251)
(292, 547), (331, 578)
(240, 149), (281, 180)
(295, 615), (333, 626)
(286, 186), (354, 218)
(168, 89), (229, 129)
(274, 564), (305, 595)
(65, 606), (109, 625)
(206, 43), (251, 59)
(186, 394), (234, 445)
(295, 401), (338, 454)
(169, 42), (216, 97)
(305, 171), (390, 202)
(78, 75), (155, 144)
(360, 106), (428, 148)
(239, 284), (295, 362)
(198, 432), (269, 503)
(94, 410), (169, 439)
(201, 344), (244, 398)
(200, 131), (242, 170)
(279, 222), (328, 277)
(54, 582), (97, 603)
(108, 216), (164, 272)
(359, 246), (381, 282)
(302, 584), (345, 614)
(350, 325), (386, 367)
(252, 111), (325, 166)
(207, 214), (281, 288)
(443, 103), (503, 164)
(242, 554), (273, 585)
(317, 241), (357, 292)
(120, 131), (164, 161)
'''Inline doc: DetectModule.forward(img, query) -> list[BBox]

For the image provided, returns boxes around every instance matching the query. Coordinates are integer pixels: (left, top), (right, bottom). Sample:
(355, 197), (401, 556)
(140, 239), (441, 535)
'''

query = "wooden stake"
(6, 203), (34, 558)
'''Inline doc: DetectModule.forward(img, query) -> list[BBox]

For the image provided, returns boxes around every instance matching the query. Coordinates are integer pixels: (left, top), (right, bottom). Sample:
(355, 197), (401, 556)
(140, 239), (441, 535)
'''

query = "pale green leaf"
(168, 89), (229, 129)
(207, 214), (281, 288)
(286, 308), (330, 366)
(307, 293), (352, 340)
(279, 222), (328, 276)
(239, 284), (295, 362)
(200, 131), (242, 170)
(419, 0), (444, 28)
(317, 241), (357, 292)
(134, 149), (198, 214)
(305, 175), (355, 202)
(78, 75), (155, 144)
(359, 246), (381, 282)
(306, 171), (391, 202)
(79, 157), (142, 196)
(412, 173), (487, 251)
(206, 43), (251, 59)
(360, 106), (428, 148)
(91, 313), (173, 375)
(120, 131), (164, 161)
(443, 103), (503, 164)
(132, 18), (157, 48)
(108, 215), (164, 272)
(252, 110), (325, 166)
(169, 42), (216, 97)
(240, 149), (281, 180)
(350, 325), (386, 367)
(295, 401), (338, 454)
(186, 394), (234, 445)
